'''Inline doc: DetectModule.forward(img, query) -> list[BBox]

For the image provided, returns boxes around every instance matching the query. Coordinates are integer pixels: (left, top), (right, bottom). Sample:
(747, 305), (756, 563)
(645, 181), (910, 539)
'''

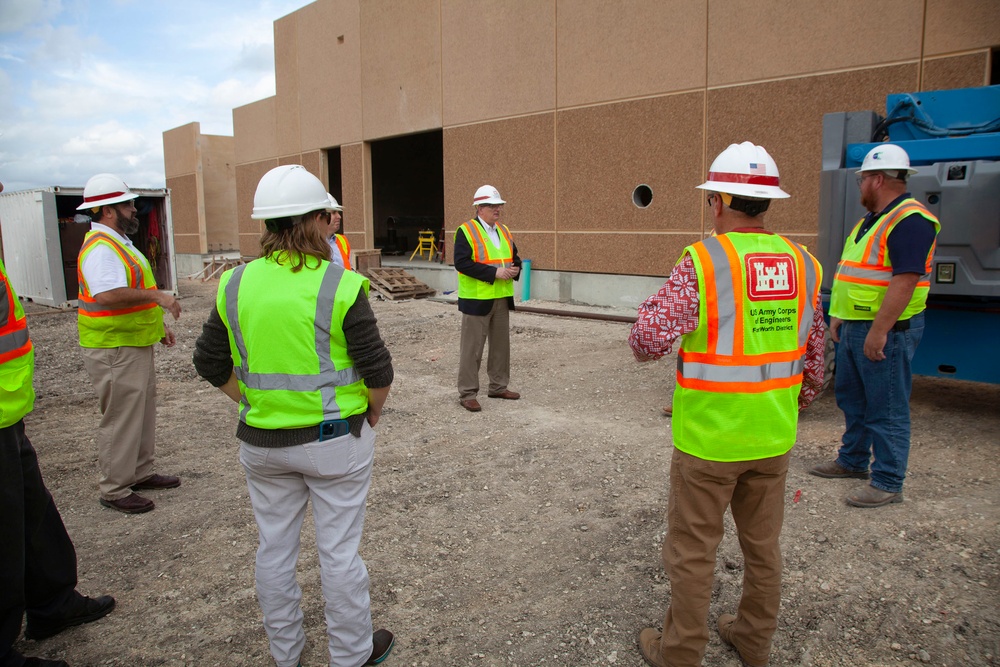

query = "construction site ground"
(15, 278), (999, 667)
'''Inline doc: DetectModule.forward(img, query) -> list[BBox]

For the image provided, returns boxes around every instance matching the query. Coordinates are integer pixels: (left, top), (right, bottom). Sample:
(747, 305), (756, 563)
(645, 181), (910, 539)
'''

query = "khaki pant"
(81, 345), (157, 501)
(658, 448), (790, 667)
(457, 300), (510, 400)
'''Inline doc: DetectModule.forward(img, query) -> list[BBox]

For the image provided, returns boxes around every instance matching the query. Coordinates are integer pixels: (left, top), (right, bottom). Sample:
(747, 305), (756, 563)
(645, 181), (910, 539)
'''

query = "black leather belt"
(891, 319), (911, 332)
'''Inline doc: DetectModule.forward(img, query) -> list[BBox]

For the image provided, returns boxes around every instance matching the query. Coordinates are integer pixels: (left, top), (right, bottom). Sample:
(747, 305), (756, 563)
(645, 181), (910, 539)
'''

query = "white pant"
(240, 422), (376, 667)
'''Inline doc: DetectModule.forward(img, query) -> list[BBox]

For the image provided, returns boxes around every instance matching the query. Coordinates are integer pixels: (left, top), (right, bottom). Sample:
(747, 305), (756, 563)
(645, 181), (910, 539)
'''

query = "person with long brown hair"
(194, 165), (395, 667)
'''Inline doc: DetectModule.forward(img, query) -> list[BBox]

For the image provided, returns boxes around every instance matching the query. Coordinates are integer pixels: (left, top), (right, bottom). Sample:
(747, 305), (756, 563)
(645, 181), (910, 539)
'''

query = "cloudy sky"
(0, 0), (314, 193)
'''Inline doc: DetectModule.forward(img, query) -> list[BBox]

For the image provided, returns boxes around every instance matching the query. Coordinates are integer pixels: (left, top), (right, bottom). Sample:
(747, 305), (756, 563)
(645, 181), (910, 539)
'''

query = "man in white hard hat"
(810, 144), (940, 508)
(325, 194), (352, 270)
(629, 142), (826, 667)
(76, 173), (182, 514)
(453, 185), (522, 412)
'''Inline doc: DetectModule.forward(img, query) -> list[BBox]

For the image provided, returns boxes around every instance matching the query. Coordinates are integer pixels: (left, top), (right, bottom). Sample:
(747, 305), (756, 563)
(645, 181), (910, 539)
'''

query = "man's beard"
(117, 209), (140, 235)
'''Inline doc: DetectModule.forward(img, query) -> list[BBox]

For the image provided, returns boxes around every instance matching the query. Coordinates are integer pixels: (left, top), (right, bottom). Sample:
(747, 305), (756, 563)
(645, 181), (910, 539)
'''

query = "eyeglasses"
(855, 172), (878, 186)
(480, 204), (503, 210)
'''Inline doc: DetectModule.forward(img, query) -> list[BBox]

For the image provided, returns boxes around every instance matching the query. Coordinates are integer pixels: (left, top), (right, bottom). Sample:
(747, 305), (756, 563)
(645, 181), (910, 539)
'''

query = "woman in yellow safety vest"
(193, 165), (394, 667)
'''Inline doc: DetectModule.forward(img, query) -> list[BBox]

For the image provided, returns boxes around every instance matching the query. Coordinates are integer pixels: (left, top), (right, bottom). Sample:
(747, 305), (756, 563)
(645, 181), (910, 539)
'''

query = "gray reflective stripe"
(835, 263), (892, 283)
(225, 263), (360, 422)
(0, 281), (8, 326)
(788, 241), (817, 348)
(0, 328), (28, 354)
(463, 223), (487, 262)
(701, 237), (736, 355)
(679, 357), (804, 383)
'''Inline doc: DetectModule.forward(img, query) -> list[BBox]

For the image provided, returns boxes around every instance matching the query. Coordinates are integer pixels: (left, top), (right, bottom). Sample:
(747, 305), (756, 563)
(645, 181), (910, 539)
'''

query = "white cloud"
(0, 0), (63, 33)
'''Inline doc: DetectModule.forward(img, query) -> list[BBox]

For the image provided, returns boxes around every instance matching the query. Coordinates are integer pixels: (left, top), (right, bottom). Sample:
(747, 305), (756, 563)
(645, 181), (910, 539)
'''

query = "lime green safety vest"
(218, 254), (370, 429)
(0, 258), (35, 428)
(830, 198), (940, 320)
(456, 219), (515, 300)
(77, 230), (164, 348)
(674, 233), (821, 462)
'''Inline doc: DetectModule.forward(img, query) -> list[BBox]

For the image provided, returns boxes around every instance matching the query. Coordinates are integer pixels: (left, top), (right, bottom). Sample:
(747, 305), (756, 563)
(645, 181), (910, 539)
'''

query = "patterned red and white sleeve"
(798, 300), (827, 408)
(628, 255), (700, 361)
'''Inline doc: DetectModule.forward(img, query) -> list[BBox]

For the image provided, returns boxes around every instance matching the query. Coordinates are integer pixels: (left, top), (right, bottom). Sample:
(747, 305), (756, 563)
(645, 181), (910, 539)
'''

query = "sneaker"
(367, 628), (394, 665)
(808, 461), (869, 479)
(846, 484), (902, 508)
(636, 627), (665, 667)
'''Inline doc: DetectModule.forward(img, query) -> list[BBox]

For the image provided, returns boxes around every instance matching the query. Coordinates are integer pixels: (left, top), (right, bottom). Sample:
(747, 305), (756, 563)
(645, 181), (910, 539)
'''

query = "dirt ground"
(14, 278), (1000, 667)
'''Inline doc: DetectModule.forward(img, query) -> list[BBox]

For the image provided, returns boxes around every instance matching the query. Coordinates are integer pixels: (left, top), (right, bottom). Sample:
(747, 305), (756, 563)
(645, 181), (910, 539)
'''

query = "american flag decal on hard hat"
(748, 163), (766, 175)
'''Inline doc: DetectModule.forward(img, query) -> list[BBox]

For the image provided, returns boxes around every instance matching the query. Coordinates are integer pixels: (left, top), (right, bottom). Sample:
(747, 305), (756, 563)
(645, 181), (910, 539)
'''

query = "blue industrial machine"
(818, 85), (1000, 384)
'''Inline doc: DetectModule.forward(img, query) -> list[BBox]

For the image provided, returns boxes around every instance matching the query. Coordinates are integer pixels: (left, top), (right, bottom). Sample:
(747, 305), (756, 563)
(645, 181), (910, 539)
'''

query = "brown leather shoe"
(636, 627), (665, 667)
(487, 389), (520, 400)
(132, 473), (181, 490)
(100, 493), (154, 514)
(662, 406), (673, 416)
(808, 460), (869, 479)
(460, 398), (482, 412)
(717, 614), (768, 666)
(846, 484), (903, 508)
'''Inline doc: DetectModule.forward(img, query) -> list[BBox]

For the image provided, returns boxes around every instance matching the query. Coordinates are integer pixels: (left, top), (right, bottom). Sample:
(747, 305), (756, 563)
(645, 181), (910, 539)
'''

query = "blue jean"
(833, 312), (924, 493)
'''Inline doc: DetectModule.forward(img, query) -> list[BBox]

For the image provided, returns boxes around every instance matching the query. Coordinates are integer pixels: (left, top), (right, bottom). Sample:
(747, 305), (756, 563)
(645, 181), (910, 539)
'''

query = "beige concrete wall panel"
(296, 0), (364, 149)
(236, 160), (278, 258)
(512, 231), (555, 270)
(922, 52), (989, 91)
(706, 64), (918, 235)
(300, 151), (322, 179)
(361, 0), (442, 139)
(340, 144), (366, 237)
(344, 232), (366, 253)
(924, 0), (1000, 55)
(275, 14), (302, 155)
(167, 174), (202, 254)
(234, 98), (278, 165)
(556, 0), (706, 107)
(556, 94), (704, 235)
(441, 0), (555, 126)
(202, 135), (238, 252)
(707, 0), (922, 86)
(162, 123), (199, 178)
(560, 233), (700, 275)
(442, 115), (556, 252)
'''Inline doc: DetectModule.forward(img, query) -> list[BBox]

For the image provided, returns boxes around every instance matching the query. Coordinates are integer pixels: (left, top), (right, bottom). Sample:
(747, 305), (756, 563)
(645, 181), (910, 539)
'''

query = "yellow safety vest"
(674, 232), (821, 462)
(830, 198), (940, 320)
(334, 234), (352, 270)
(0, 258), (35, 428)
(77, 231), (164, 348)
(455, 219), (515, 300)
(218, 254), (369, 429)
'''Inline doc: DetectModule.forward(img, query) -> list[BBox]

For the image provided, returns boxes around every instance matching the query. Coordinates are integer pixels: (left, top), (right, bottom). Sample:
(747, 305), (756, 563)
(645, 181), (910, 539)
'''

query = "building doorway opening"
(371, 130), (443, 257)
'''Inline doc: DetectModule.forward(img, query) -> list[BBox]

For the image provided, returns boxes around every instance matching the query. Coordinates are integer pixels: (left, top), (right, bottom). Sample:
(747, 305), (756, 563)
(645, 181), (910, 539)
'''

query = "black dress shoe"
(23, 658), (70, 667)
(24, 594), (116, 641)
(367, 628), (394, 665)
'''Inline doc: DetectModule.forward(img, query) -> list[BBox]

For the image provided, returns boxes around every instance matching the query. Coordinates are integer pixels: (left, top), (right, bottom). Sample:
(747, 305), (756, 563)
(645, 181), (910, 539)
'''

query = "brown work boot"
(636, 628), (666, 667)
(717, 614), (767, 667)
(808, 460), (869, 479)
(846, 484), (903, 508)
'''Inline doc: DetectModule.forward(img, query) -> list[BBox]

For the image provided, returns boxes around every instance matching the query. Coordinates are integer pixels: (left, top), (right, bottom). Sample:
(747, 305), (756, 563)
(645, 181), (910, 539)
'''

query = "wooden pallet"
(366, 267), (436, 300)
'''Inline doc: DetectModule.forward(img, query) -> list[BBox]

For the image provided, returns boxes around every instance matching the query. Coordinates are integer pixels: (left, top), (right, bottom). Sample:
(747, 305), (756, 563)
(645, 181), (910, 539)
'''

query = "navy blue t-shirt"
(854, 193), (936, 275)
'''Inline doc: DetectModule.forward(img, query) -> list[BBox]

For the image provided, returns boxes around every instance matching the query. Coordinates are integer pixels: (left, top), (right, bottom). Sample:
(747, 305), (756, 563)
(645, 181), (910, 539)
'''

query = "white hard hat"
(251, 165), (330, 220)
(696, 142), (790, 199)
(856, 144), (918, 175)
(326, 193), (343, 212)
(473, 185), (505, 206)
(76, 173), (139, 211)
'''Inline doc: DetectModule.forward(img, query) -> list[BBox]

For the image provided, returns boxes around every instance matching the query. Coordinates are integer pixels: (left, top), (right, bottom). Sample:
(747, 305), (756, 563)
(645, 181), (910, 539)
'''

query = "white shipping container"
(0, 186), (176, 308)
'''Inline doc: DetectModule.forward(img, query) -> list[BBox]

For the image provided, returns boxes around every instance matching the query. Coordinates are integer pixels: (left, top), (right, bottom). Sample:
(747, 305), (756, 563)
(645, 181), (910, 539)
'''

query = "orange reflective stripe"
(675, 372), (803, 394)
(77, 301), (158, 318)
(680, 348), (806, 365)
(691, 244), (718, 353)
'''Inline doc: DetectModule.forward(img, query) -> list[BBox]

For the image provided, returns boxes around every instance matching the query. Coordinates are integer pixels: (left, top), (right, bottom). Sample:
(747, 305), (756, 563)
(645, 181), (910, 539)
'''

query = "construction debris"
(365, 267), (436, 300)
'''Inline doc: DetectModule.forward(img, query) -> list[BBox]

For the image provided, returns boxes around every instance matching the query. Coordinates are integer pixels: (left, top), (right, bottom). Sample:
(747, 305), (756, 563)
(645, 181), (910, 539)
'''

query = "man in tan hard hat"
(453, 185), (522, 412)
(630, 143), (826, 667)
(76, 173), (182, 514)
(809, 144), (940, 508)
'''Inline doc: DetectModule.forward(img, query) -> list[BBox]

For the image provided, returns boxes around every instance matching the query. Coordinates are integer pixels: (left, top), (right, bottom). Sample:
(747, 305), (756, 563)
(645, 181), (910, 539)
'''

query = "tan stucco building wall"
(164, 0), (998, 277)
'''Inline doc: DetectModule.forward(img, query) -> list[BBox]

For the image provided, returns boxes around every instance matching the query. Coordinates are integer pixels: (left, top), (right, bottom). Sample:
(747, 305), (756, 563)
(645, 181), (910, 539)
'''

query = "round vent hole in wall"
(632, 184), (653, 208)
